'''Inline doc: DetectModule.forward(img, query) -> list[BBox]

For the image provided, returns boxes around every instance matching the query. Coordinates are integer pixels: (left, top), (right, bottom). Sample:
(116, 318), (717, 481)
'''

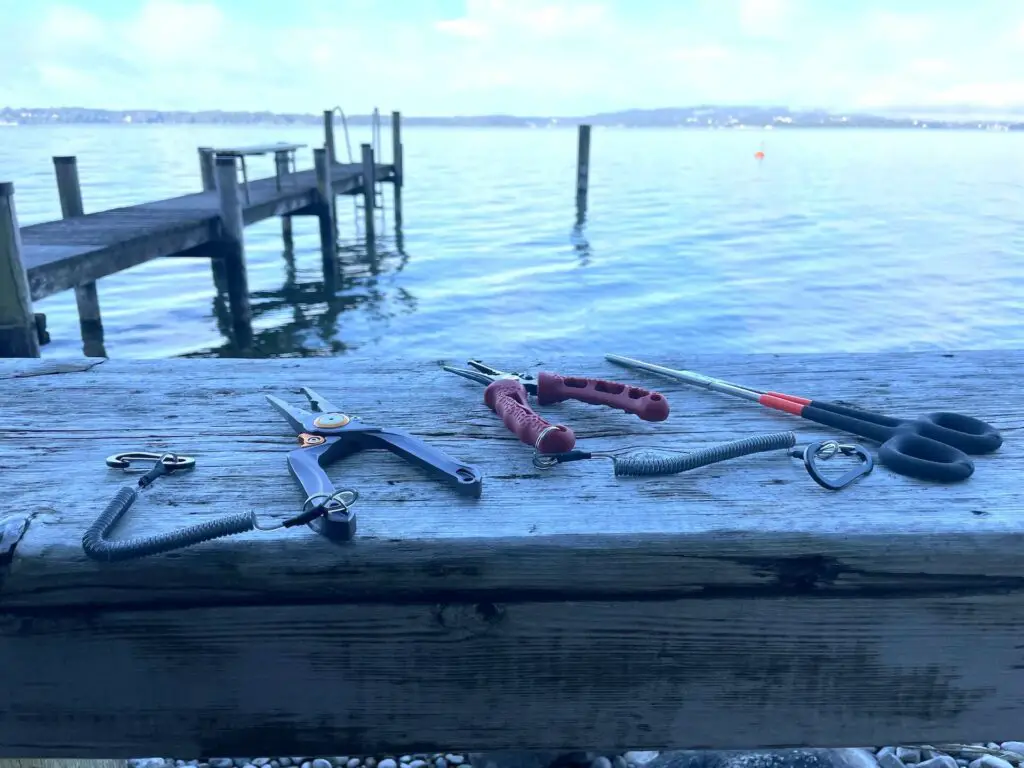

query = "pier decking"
(21, 162), (393, 301)
(0, 349), (1020, 757)
(0, 109), (405, 358)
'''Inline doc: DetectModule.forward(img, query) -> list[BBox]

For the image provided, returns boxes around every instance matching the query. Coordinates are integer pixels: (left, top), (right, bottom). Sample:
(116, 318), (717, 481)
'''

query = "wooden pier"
(0, 348), (1021, 757)
(0, 109), (405, 358)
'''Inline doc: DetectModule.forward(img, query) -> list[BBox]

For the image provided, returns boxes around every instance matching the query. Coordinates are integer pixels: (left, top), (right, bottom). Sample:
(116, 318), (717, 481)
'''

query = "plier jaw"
(441, 360), (540, 395)
(266, 387), (357, 436)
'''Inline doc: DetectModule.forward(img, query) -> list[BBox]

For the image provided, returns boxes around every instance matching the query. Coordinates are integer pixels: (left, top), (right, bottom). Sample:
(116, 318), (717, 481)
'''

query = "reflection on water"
(182, 232), (415, 358)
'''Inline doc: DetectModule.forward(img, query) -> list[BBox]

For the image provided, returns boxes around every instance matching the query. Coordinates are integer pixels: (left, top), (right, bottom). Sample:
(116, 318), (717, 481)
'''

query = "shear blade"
(302, 387), (341, 414)
(266, 394), (314, 434)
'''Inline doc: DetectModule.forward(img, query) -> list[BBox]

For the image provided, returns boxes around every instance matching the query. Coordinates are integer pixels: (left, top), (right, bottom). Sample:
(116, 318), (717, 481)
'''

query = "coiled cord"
(82, 487), (258, 562)
(534, 431), (797, 477)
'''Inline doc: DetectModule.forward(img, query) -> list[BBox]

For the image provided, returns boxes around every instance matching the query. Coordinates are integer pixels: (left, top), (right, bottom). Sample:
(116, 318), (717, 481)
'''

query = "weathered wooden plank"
(0, 350), (1020, 755)
(211, 142), (307, 155)
(23, 220), (216, 300)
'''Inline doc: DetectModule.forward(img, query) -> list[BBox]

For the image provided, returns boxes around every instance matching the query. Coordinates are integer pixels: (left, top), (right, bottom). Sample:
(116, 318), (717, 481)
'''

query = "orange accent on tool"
(759, 394), (810, 415)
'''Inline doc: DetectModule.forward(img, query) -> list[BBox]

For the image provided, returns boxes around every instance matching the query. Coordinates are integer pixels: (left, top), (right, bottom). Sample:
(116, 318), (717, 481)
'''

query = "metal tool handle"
(484, 378), (575, 453)
(535, 371), (670, 422)
(367, 427), (484, 497)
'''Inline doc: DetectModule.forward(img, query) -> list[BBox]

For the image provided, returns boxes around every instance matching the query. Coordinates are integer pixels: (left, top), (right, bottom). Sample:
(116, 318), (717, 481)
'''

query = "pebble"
(614, 758), (628, 768)
(436, 760), (449, 768)
(366, 759), (378, 768)
(447, 757), (465, 766)
(410, 761), (427, 768)
(1004, 746), (1024, 756)
(280, 761), (292, 767)
(879, 753), (907, 768)
(624, 756), (659, 768)
(918, 757), (959, 768)
(211, 760), (234, 768)
(380, 759), (398, 768)
(971, 758), (1015, 768)
(592, 759), (612, 768)
(898, 749), (922, 764)
(401, 758), (413, 764)
(254, 761), (272, 767)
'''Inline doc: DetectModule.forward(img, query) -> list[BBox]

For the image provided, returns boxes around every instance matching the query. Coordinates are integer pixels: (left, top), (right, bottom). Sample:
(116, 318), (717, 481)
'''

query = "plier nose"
(441, 360), (538, 392)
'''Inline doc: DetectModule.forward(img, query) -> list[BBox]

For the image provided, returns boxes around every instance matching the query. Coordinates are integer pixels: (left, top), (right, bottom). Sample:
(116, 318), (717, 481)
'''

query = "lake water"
(2, 125), (1022, 359)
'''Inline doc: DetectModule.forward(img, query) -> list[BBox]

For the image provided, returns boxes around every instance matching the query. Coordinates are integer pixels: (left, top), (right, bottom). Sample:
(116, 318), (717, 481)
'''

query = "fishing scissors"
(605, 354), (1003, 483)
(266, 386), (483, 541)
(442, 360), (670, 454)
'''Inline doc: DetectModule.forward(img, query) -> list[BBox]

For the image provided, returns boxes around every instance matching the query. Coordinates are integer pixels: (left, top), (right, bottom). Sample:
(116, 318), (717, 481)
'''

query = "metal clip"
(106, 452), (196, 473)
(790, 440), (873, 491)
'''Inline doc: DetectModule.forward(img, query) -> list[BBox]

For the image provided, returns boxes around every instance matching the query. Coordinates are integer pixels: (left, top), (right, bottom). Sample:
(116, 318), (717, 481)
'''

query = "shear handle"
(286, 442), (360, 542)
(366, 427), (484, 498)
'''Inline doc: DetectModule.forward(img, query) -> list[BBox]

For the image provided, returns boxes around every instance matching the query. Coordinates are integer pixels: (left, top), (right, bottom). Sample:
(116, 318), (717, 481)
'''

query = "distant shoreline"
(2, 105), (1021, 131)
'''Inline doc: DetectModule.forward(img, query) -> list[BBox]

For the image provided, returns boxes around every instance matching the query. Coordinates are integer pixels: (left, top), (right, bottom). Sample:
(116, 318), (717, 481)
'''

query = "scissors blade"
(302, 387), (342, 414)
(266, 394), (316, 434)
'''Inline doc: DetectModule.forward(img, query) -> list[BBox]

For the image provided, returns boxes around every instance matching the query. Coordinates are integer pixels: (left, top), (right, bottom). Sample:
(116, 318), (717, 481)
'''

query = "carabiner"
(106, 452), (196, 473)
(790, 440), (873, 491)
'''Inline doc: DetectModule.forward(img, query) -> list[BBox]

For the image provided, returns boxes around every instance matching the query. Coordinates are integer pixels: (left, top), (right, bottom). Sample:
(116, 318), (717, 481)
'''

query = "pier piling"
(274, 150), (294, 251)
(313, 147), (338, 279)
(323, 110), (339, 238)
(0, 182), (40, 358)
(361, 143), (377, 258)
(214, 155), (253, 347)
(54, 156), (107, 357)
(575, 124), (591, 222)
(391, 111), (404, 228)
(198, 148), (216, 192)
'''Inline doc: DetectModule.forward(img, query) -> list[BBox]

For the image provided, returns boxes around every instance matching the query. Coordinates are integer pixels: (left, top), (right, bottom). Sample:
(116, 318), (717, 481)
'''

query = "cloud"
(2, 0), (1023, 115)
(737, 0), (792, 38)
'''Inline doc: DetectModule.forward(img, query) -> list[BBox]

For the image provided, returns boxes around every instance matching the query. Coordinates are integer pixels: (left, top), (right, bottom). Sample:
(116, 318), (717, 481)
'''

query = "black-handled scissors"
(605, 354), (1003, 483)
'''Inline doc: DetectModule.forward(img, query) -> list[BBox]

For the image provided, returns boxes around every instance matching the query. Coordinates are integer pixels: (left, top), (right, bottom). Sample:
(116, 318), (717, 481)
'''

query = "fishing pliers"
(266, 386), (483, 542)
(442, 360), (670, 454)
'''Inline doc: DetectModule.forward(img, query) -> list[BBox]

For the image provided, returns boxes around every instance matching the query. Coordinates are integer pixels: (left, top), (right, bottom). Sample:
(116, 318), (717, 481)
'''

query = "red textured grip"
(535, 371), (670, 422)
(484, 379), (575, 453)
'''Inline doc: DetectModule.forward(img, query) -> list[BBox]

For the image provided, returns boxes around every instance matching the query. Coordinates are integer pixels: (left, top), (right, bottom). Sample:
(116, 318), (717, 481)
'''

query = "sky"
(1, 0), (1023, 116)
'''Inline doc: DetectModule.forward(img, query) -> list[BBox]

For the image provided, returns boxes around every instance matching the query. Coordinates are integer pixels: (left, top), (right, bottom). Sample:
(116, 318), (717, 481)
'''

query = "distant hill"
(1, 105), (1020, 130)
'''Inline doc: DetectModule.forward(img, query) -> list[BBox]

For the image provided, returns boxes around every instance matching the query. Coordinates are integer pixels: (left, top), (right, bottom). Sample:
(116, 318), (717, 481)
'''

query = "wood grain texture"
(0, 350), (1020, 756)
(20, 164), (395, 301)
(0, 760), (125, 768)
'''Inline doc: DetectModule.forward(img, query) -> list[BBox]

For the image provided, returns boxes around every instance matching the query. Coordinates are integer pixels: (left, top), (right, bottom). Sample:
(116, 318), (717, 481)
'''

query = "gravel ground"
(128, 744), (1024, 768)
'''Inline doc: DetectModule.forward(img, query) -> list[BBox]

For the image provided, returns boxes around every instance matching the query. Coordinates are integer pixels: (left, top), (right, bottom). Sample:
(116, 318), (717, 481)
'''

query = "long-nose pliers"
(442, 360), (670, 454)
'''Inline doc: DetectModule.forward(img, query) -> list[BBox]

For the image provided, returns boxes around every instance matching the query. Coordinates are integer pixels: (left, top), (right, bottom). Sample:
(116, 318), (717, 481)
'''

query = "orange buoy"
(755, 150), (765, 160)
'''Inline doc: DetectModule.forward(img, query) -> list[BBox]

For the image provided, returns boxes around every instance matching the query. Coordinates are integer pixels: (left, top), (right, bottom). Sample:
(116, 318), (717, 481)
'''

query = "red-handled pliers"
(442, 359), (670, 454)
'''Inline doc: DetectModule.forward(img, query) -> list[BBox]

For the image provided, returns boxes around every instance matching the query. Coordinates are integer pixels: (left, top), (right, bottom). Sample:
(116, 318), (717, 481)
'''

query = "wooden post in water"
(53, 156), (107, 358)
(213, 155), (253, 348)
(360, 143), (376, 258)
(198, 148), (216, 191)
(313, 147), (338, 279)
(323, 110), (338, 238)
(0, 182), (40, 358)
(274, 150), (294, 251)
(575, 124), (591, 223)
(391, 111), (404, 228)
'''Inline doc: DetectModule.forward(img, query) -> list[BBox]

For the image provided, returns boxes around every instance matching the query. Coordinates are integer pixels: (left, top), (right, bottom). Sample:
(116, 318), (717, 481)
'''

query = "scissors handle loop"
(912, 411), (1004, 455)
